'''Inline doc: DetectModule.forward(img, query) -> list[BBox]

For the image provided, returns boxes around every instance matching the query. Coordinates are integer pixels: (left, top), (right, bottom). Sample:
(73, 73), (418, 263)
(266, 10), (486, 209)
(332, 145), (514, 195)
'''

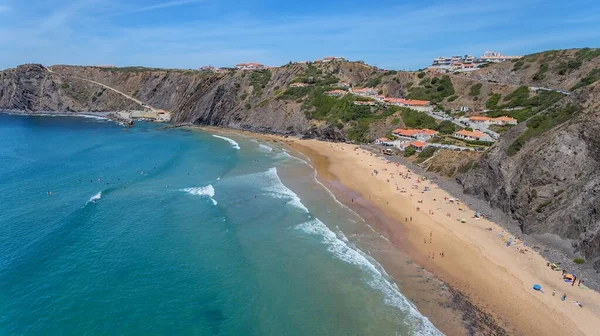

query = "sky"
(0, 0), (599, 70)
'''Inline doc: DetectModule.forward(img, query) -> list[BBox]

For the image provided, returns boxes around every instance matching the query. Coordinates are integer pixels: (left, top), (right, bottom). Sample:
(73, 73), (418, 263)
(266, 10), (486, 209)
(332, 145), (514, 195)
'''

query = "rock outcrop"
(0, 64), (143, 112)
(457, 83), (600, 269)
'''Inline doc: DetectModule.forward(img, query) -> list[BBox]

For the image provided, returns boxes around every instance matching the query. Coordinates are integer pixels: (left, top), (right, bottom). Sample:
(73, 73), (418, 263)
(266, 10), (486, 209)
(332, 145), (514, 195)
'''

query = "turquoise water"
(0, 113), (441, 336)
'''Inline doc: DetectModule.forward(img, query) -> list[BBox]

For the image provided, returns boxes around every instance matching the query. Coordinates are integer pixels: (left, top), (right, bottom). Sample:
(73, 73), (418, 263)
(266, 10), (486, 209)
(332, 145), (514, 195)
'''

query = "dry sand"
(288, 139), (600, 336)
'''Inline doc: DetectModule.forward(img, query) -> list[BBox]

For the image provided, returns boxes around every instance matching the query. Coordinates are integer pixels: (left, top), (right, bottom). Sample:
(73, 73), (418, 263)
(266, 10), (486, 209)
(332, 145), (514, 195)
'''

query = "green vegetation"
(294, 63), (338, 86)
(279, 86), (314, 100)
(408, 75), (455, 103)
(447, 95), (458, 102)
(575, 48), (600, 61)
(404, 146), (416, 157)
(347, 120), (371, 143)
(437, 120), (457, 134)
(364, 75), (383, 88)
(416, 146), (438, 160)
(249, 70), (271, 95)
(487, 89), (566, 123)
(555, 59), (582, 75)
(391, 117), (400, 125)
(469, 83), (482, 96)
(573, 258), (586, 264)
(503, 86), (530, 106)
(60, 83), (70, 89)
(536, 200), (552, 212)
(486, 93), (502, 109)
(512, 60), (524, 71)
(457, 160), (476, 174)
(532, 63), (549, 81)
(400, 108), (437, 129)
(489, 124), (515, 134)
(417, 72), (426, 79)
(507, 105), (581, 156)
(571, 68), (600, 90)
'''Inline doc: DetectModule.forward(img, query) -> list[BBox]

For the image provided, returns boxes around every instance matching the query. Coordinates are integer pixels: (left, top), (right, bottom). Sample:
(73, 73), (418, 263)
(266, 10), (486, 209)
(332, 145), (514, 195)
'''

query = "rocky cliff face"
(0, 64), (142, 112)
(457, 82), (600, 269)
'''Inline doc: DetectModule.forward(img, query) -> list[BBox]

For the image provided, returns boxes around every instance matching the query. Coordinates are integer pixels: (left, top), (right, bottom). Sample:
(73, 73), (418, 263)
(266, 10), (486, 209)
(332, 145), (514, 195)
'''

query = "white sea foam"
(86, 191), (102, 204)
(212, 135), (240, 150)
(273, 150), (309, 165)
(296, 219), (442, 336)
(263, 168), (309, 212)
(182, 185), (218, 205)
(259, 144), (273, 152)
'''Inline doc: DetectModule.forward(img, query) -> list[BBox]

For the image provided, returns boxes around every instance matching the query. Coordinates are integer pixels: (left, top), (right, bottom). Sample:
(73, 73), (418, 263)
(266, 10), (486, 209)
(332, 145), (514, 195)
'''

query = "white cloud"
(114, 0), (205, 15)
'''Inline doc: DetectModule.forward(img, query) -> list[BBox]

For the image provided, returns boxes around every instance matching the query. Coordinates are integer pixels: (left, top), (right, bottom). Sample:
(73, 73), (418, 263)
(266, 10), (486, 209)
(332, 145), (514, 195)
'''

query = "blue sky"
(0, 0), (599, 70)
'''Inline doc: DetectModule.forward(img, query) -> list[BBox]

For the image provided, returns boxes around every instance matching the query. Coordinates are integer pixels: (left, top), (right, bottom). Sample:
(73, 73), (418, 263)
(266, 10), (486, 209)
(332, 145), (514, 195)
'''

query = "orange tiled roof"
(494, 116), (517, 122)
(411, 141), (427, 147)
(379, 137), (389, 141)
(455, 130), (486, 138)
(393, 129), (421, 136)
(419, 129), (438, 135)
(469, 116), (491, 121)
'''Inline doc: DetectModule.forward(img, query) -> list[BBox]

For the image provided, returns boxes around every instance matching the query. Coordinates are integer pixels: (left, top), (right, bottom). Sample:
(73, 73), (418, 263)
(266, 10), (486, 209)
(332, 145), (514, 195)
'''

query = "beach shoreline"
(197, 125), (600, 336)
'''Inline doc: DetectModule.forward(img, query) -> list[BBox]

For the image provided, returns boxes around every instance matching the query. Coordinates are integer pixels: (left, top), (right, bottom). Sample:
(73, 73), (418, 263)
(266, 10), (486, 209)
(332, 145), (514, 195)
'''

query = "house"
(322, 56), (346, 62)
(375, 137), (394, 146)
(392, 128), (439, 141)
(199, 65), (216, 72)
(383, 98), (432, 112)
(324, 89), (347, 97)
(351, 87), (378, 97)
(290, 82), (309, 88)
(493, 116), (518, 125)
(454, 130), (494, 142)
(95, 64), (116, 68)
(235, 62), (265, 70)
(459, 106), (469, 112)
(480, 51), (522, 63)
(410, 141), (428, 152)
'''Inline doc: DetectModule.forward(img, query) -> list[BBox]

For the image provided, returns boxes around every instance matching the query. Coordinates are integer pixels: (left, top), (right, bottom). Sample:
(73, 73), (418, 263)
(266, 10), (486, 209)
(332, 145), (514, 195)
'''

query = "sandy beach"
(287, 139), (600, 336)
(198, 126), (600, 335)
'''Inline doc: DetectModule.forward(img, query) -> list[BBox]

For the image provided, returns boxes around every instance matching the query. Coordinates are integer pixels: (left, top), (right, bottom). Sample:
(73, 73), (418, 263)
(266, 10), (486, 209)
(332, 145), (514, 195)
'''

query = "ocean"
(0, 113), (441, 336)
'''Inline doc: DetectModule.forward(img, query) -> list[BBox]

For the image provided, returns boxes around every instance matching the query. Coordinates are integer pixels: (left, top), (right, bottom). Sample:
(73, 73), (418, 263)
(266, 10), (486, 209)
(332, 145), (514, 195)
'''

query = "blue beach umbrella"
(533, 284), (541, 291)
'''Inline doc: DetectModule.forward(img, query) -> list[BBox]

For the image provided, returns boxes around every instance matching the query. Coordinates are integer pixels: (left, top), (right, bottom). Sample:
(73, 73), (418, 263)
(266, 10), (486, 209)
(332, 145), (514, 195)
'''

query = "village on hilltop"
(196, 52), (522, 155)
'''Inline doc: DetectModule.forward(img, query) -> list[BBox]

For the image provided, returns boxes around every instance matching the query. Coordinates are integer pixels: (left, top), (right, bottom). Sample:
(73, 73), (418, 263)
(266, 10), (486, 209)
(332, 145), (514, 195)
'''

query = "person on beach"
(552, 290), (556, 296)
(562, 293), (567, 301)
(572, 277), (577, 286)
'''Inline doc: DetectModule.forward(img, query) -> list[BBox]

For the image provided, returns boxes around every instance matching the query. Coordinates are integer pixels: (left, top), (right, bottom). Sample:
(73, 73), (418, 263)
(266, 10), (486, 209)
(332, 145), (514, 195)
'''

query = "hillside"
(467, 48), (600, 91)
(2, 48), (600, 270)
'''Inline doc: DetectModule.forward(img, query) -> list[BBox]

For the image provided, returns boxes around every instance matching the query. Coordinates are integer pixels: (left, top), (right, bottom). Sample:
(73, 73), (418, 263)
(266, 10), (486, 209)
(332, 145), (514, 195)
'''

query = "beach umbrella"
(533, 284), (541, 291)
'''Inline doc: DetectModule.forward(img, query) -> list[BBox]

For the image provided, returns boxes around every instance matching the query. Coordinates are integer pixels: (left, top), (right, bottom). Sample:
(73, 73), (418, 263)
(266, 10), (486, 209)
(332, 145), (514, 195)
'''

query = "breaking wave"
(259, 144), (273, 152)
(181, 185), (218, 205)
(263, 168), (309, 212)
(212, 135), (240, 150)
(86, 191), (102, 205)
(296, 219), (442, 336)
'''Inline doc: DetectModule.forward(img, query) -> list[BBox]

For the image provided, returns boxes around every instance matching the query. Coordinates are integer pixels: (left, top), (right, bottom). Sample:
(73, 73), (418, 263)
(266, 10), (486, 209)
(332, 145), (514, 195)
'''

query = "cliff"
(0, 64), (143, 112)
(2, 49), (600, 270)
(457, 81), (600, 270)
